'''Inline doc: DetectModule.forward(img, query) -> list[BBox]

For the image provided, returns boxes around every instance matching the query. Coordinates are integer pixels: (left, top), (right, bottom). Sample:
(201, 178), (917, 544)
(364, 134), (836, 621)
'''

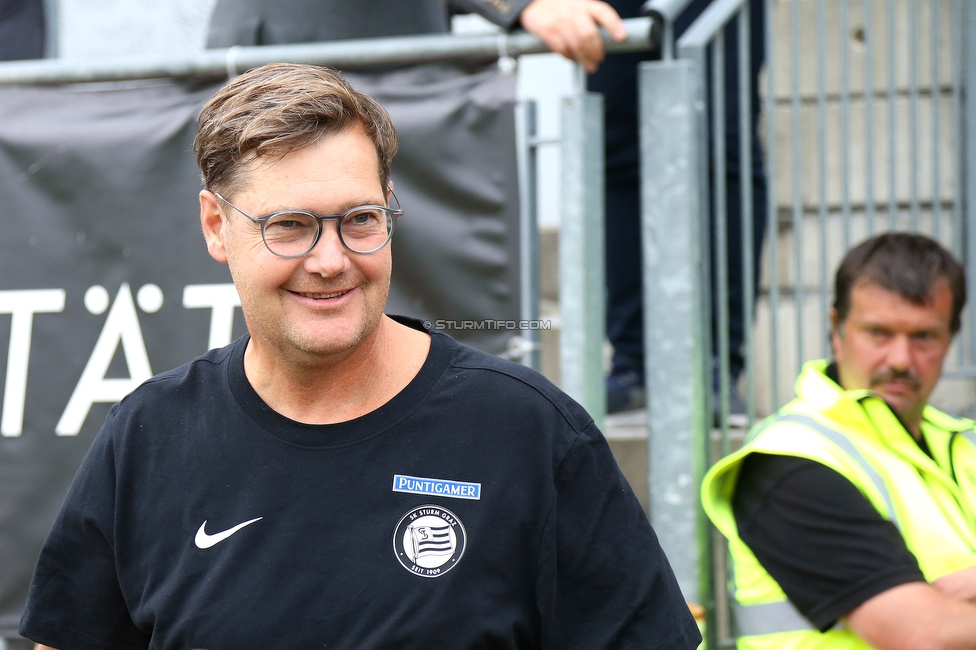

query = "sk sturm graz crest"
(393, 505), (466, 578)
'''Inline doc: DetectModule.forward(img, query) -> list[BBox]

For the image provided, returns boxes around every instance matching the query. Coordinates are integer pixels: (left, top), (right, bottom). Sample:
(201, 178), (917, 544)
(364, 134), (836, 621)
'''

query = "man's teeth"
(299, 290), (347, 299)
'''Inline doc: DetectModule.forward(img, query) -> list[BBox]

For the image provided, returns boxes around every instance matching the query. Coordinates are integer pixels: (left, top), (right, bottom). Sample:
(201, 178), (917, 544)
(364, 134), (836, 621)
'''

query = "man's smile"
(294, 289), (352, 300)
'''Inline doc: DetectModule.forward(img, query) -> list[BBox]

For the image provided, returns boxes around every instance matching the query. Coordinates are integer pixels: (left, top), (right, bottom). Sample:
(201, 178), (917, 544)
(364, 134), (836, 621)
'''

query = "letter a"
(56, 284), (153, 435)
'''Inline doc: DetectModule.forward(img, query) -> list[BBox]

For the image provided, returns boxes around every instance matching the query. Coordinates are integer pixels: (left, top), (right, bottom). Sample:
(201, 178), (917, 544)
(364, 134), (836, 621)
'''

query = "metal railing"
(0, 20), (655, 84)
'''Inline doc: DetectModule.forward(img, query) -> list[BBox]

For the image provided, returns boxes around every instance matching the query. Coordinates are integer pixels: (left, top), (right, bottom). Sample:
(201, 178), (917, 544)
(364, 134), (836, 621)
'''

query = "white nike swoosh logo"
(194, 517), (263, 549)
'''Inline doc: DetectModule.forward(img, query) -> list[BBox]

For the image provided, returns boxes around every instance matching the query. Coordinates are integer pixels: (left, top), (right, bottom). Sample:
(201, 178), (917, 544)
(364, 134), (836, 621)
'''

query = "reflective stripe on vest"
(771, 413), (900, 530)
(735, 600), (814, 636)
(736, 600), (846, 636)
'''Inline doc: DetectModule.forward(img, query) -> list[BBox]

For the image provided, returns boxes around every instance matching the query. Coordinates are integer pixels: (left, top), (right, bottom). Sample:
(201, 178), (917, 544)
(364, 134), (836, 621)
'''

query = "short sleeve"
(537, 422), (702, 649)
(732, 453), (926, 631)
(19, 411), (151, 650)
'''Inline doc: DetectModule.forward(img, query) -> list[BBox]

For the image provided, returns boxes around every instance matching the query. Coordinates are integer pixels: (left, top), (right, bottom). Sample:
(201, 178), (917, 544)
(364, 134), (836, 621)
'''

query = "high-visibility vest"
(702, 360), (976, 650)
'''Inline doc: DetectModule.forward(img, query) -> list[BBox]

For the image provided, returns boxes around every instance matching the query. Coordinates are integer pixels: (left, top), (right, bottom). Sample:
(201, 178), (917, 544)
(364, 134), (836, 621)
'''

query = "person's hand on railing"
(518, 0), (627, 73)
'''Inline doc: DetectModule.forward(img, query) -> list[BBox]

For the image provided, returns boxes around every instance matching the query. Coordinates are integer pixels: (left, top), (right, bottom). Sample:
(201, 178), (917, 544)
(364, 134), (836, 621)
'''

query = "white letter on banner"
(183, 284), (241, 350)
(0, 289), (66, 437)
(56, 283), (153, 436)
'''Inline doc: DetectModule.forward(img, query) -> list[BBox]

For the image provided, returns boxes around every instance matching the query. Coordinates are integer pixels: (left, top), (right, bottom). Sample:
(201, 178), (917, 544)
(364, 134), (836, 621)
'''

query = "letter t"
(0, 290), (66, 436)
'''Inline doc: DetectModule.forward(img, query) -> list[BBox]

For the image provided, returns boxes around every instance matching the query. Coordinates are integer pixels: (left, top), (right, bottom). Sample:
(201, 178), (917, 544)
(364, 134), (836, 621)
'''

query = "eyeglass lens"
(263, 208), (393, 256)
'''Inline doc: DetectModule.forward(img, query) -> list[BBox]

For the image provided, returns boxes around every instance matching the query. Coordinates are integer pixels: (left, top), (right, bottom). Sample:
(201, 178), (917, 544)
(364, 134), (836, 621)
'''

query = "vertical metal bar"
(932, 0), (942, 240)
(663, 22), (675, 62)
(514, 100), (541, 370)
(952, 0), (964, 262)
(559, 91), (606, 430)
(964, 0), (976, 368)
(886, 0), (898, 230)
(840, 0), (852, 249)
(712, 32), (731, 443)
(909, 0), (920, 231)
(766, 0), (780, 410)
(790, 0), (804, 375)
(951, 0), (965, 367)
(738, 3), (755, 427)
(42, 0), (58, 58)
(816, 0), (829, 359)
(865, 0), (877, 233)
(640, 58), (707, 611)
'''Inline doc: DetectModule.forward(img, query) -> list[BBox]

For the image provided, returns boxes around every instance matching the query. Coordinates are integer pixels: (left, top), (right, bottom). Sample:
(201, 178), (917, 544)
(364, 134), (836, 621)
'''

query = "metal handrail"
(640, 0), (698, 59)
(641, 0), (698, 23)
(0, 17), (656, 86)
(676, 0), (747, 52)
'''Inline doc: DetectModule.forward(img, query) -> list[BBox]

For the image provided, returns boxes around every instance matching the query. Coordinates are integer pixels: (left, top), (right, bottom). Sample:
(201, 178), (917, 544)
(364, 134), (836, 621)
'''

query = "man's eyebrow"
(263, 197), (387, 214)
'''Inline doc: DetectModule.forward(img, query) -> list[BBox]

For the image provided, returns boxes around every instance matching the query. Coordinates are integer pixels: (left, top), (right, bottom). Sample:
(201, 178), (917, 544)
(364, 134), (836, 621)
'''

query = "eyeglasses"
(213, 191), (403, 258)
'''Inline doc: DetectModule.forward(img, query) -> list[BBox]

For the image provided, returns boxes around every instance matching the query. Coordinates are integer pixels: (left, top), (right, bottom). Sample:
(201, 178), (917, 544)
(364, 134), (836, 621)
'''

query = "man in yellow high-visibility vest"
(703, 232), (976, 650)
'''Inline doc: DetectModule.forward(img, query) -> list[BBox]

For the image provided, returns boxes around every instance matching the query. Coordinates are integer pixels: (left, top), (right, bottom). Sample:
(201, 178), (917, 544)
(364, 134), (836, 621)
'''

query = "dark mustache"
(869, 368), (922, 391)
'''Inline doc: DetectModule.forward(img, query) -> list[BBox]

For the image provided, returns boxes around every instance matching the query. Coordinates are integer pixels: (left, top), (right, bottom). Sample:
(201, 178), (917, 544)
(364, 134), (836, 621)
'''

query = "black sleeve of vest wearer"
(731, 453), (927, 632)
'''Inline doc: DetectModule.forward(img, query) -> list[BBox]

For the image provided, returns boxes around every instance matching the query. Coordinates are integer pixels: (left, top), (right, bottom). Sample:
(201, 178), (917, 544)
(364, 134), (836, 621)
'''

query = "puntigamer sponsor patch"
(393, 475), (481, 500)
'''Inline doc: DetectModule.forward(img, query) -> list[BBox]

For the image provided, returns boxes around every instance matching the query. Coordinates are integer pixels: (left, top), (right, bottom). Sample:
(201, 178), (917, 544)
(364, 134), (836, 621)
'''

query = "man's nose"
(887, 334), (912, 370)
(302, 224), (348, 276)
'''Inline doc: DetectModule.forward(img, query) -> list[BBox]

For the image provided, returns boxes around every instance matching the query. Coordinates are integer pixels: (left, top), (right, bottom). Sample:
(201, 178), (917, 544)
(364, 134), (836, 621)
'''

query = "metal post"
(639, 59), (706, 607)
(816, 0), (829, 359)
(931, 0), (942, 241)
(514, 100), (541, 370)
(43, 0), (58, 58)
(766, 0), (780, 410)
(559, 91), (606, 429)
(965, 0), (976, 365)
(865, 0), (876, 233)
(840, 0), (851, 249)
(886, 0), (898, 229)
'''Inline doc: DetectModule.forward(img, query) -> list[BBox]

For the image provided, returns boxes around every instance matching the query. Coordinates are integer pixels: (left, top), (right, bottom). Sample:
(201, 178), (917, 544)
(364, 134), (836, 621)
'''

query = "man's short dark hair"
(194, 63), (398, 198)
(833, 232), (967, 334)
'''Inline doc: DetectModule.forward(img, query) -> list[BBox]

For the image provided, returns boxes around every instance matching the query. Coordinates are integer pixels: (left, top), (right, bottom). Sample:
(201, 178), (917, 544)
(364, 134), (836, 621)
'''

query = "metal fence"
(642, 0), (976, 647)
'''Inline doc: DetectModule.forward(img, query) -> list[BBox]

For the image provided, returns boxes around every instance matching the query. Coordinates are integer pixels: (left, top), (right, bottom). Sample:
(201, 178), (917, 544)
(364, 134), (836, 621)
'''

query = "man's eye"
(349, 210), (380, 225)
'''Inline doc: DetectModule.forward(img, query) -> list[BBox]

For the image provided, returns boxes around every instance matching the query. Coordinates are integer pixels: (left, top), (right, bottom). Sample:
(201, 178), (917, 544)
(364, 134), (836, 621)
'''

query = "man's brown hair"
(194, 63), (398, 197)
(833, 232), (967, 334)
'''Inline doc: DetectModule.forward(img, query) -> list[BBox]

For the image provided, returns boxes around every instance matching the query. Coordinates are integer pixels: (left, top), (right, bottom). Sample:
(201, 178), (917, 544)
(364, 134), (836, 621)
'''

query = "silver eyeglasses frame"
(212, 189), (403, 258)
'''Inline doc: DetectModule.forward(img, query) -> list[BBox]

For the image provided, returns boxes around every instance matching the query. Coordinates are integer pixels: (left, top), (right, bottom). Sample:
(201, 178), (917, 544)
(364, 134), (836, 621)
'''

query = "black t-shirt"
(732, 394), (928, 634)
(21, 321), (700, 650)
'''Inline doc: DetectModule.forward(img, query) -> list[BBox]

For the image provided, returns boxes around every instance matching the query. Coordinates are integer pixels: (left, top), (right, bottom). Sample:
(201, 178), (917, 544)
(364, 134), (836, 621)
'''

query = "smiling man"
(18, 63), (700, 650)
(703, 232), (976, 650)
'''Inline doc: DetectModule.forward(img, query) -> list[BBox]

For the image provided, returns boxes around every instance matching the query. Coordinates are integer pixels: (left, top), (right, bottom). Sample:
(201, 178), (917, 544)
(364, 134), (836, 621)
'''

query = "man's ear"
(829, 307), (842, 356)
(200, 190), (228, 264)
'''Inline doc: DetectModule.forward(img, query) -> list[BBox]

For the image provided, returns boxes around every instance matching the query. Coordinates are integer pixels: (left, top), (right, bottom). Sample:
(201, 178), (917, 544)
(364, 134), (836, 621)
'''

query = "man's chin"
(876, 391), (921, 420)
(287, 315), (385, 359)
